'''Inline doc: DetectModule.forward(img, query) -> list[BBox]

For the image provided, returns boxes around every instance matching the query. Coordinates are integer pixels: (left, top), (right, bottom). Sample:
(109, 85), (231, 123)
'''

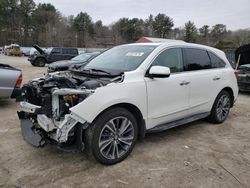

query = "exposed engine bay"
(21, 72), (115, 118)
(17, 70), (123, 150)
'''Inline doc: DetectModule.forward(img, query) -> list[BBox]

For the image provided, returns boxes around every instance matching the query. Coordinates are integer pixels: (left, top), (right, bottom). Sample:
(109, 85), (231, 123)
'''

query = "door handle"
(213, 76), (221, 81)
(179, 81), (190, 86)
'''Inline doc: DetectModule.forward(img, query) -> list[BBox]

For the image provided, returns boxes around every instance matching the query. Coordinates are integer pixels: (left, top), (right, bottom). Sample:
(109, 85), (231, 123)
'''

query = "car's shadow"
(239, 91), (250, 96)
(19, 118), (214, 177)
(144, 119), (206, 142)
(0, 98), (13, 107)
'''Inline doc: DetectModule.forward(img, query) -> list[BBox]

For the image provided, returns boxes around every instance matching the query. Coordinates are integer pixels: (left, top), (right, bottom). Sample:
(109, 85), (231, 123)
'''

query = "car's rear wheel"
(208, 90), (231, 123)
(85, 107), (138, 165)
(35, 58), (46, 67)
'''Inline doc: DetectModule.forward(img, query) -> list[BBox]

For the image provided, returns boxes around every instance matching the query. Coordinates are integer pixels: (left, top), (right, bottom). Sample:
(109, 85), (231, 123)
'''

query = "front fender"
(70, 81), (147, 123)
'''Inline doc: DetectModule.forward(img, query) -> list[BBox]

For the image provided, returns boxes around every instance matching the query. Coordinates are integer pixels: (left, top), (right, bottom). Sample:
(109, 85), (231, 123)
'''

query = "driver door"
(145, 48), (190, 129)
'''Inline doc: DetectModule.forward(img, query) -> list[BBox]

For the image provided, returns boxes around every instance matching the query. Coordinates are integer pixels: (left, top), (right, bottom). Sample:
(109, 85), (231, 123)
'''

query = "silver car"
(0, 64), (22, 98)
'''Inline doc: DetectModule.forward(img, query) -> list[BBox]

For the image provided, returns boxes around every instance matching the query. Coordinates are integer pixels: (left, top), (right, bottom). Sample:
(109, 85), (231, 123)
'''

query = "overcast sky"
(34, 0), (250, 30)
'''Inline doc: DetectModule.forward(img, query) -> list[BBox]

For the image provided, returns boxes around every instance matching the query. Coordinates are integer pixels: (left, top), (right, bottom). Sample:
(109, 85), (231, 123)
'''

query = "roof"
(124, 41), (228, 65)
(136, 37), (185, 43)
(124, 40), (225, 54)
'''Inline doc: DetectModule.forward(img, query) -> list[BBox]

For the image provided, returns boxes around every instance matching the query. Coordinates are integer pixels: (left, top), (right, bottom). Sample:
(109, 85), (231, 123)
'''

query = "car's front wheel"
(85, 107), (138, 165)
(34, 58), (46, 67)
(208, 90), (232, 123)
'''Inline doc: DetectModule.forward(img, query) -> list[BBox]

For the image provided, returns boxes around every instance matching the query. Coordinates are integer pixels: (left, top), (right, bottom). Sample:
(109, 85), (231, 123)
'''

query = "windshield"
(45, 48), (52, 54)
(13, 46), (20, 50)
(84, 45), (157, 72)
(72, 53), (92, 61)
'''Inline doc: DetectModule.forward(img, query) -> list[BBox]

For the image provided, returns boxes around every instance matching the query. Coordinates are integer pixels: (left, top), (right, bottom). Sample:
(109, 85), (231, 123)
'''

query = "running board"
(147, 112), (210, 133)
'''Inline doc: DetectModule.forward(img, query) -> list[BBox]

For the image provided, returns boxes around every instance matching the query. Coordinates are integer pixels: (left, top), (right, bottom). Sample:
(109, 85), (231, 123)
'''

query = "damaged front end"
(17, 71), (122, 152)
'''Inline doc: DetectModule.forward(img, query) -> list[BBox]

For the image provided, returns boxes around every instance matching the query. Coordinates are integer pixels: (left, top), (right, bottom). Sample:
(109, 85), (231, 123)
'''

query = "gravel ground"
(0, 55), (250, 188)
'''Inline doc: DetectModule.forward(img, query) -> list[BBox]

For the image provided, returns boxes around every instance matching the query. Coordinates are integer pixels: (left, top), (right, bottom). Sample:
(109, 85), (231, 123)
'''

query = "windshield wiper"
(89, 68), (111, 75)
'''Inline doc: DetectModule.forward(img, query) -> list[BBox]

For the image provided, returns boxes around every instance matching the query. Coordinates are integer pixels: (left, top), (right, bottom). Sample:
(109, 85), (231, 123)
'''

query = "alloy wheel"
(98, 116), (135, 160)
(216, 94), (230, 121)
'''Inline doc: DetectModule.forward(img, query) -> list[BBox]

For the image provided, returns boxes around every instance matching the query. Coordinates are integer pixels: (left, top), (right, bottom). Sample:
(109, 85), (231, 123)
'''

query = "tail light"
(15, 73), (23, 88)
(234, 70), (240, 79)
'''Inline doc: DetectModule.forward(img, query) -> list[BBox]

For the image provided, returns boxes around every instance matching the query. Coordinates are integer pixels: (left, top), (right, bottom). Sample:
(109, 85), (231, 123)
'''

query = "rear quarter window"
(208, 52), (226, 68)
(70, 49), (78, 55)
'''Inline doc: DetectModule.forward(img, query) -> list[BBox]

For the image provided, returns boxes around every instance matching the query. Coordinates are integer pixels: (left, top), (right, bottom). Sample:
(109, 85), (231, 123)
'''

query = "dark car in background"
(235, 44), (250, 92)
(28, 45), (78, 67)
(237, 64), (250, 91)
(47, 52), (100, 73)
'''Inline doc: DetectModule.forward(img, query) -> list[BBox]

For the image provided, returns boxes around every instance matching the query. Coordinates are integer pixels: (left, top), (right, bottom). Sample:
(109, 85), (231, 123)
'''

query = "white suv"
(18, 41), (238, 165)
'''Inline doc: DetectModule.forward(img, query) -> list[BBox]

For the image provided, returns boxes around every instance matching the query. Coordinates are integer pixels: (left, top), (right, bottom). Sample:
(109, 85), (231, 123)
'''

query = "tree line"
(0, 0), (250, 49)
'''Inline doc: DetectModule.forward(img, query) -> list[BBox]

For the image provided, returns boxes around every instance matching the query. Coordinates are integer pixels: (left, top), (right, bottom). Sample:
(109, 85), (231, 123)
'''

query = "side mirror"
(148, 66), (171, 78)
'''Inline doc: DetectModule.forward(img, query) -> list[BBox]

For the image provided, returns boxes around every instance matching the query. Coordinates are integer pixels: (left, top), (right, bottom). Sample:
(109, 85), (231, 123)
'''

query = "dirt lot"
(0, 55), (250, 188)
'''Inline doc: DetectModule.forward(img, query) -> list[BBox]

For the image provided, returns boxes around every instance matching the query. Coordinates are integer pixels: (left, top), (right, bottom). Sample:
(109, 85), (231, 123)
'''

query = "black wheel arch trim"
(35, 56), (47, 63)
(220, 87), (235, 107)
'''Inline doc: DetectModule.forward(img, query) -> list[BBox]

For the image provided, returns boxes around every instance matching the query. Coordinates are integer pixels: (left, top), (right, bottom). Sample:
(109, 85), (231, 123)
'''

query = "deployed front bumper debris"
(18, 111), (46, 147)
(17, 72), (112, 152)
(18, 100), (88, 152)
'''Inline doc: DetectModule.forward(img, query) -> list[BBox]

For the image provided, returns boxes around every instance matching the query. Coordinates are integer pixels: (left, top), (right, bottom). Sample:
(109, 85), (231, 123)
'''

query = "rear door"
(183, 48), (224, 115)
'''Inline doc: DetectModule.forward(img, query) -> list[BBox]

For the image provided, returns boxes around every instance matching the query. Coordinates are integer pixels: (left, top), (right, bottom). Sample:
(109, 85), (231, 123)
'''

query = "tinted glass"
(51, 48), (61, 54)
(208, 52), (225, 68)
(70, 49), (78, 55)
(62, 48), (71, 54)
(184, 48), (211, 71)
(152, 48), (183, 73)
(85, 45), (157, 72)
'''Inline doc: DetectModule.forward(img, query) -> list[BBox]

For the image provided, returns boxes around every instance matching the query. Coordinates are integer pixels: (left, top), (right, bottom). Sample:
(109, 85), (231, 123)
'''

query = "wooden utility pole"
(235, 54), (241, 70)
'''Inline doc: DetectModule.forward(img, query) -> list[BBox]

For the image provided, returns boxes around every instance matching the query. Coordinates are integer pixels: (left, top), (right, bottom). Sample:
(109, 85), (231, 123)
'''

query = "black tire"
(85, 107), (138, 165)
(34, 58), (46, 67)
(207, 90), (232, 124)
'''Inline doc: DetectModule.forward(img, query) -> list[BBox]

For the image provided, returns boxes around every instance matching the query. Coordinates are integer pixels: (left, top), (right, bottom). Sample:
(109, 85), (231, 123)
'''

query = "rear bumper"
(237, 81), (250, 91)
(237, 74), (250, 91)
(11, 88), (22, 98)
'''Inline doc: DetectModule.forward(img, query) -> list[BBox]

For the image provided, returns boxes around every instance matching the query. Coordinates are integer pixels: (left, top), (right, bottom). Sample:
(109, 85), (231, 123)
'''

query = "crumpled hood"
(49, 60), (87, 68)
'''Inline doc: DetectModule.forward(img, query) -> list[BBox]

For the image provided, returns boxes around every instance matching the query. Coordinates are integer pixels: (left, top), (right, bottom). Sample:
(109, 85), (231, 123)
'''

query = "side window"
(208, 52), (225, 68)
(51, 48), (61, 54)
(62, 48), (70, 54)
(183, 48), (211, 71)
(152, 48), (183, 73)
(71, 49), (78, 55)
